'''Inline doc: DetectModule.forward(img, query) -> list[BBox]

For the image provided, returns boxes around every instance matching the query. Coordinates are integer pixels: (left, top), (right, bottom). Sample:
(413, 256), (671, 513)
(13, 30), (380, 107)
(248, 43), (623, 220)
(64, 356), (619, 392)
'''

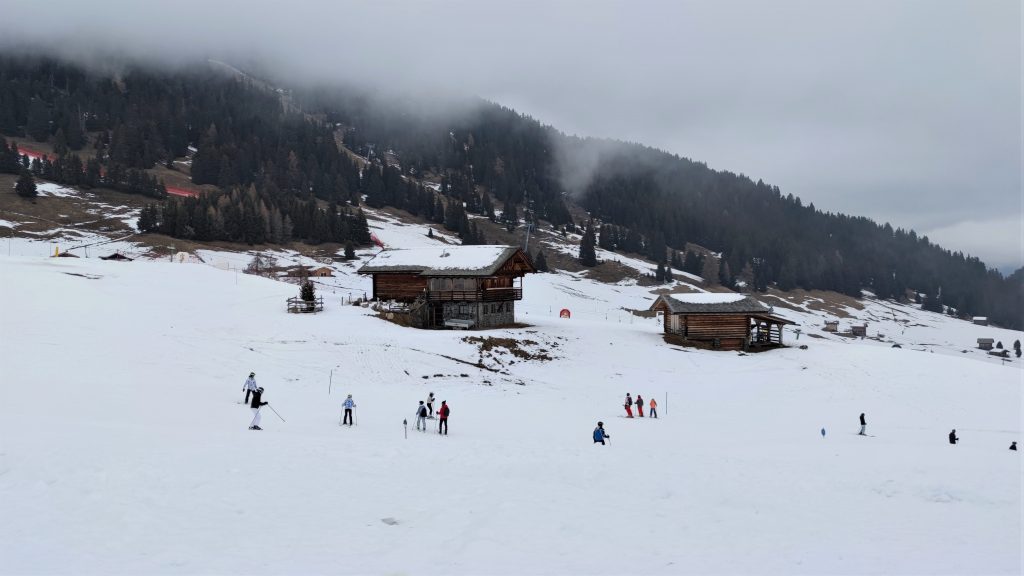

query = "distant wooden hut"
(972, 316), (988, 326)
(358, 245), (535, 329)
(851, 324), (868, 337)
(649, 293), (795, 351)
(977, 338), (994, 351)
(823, 320), (839, 333)
(310, 266), (334, 277)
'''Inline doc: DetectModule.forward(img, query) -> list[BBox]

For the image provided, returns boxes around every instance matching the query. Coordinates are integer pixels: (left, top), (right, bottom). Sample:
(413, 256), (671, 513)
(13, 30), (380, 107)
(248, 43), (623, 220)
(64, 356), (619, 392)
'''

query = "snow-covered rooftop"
(358, 245), (524, 276)
(669, 292), (746, 305)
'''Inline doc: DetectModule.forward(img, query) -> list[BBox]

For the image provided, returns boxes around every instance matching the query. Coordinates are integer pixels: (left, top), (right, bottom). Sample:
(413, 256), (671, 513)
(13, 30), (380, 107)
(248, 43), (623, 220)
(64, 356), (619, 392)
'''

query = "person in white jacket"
(243, 372), (258, 404)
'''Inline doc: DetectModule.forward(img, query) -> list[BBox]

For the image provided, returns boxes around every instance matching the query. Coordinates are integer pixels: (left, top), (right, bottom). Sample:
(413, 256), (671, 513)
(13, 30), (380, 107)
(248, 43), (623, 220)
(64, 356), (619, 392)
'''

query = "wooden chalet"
(972, 316), (989, 326)
(649, 293), (795, 351)
(357, 245), (535, 329)
(977, 338), (994, 351)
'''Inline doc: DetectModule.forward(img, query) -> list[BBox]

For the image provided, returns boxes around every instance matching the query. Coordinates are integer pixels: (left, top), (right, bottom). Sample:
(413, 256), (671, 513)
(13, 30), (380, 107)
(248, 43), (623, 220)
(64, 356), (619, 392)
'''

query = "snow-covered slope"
(0, 247), (1020, 575)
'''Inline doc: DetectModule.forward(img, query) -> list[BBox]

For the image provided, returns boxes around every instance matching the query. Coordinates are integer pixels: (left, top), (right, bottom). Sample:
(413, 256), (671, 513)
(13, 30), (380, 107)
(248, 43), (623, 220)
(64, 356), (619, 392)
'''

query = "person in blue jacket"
(341, 394), (356, 426)
(593, 422), (610, 445)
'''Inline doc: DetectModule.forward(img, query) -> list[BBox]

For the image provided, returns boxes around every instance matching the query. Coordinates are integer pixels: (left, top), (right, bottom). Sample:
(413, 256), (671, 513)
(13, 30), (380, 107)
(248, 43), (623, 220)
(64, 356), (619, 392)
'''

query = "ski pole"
(267, 403), (286, 422)
(329, 369), (333, 395)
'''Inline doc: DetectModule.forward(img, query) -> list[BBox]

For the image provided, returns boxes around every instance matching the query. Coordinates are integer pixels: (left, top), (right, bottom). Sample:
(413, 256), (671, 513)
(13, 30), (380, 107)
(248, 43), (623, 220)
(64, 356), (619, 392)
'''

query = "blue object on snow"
(821, 428), (826, 438)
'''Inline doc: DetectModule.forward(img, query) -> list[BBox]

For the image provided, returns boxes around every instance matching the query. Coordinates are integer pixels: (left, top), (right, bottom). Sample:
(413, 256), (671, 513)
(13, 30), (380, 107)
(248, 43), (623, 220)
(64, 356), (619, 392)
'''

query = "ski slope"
(0, 248), (1020, 575)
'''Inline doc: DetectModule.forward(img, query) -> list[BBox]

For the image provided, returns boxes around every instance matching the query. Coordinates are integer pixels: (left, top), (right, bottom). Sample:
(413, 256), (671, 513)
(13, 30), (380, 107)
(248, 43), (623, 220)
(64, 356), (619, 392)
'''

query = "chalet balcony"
(426, 287), (523, 302)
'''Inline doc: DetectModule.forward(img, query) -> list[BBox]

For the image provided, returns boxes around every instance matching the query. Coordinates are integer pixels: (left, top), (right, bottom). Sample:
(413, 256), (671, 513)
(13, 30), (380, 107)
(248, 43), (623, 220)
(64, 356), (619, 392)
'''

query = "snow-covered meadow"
(0, 239), (1020, 575)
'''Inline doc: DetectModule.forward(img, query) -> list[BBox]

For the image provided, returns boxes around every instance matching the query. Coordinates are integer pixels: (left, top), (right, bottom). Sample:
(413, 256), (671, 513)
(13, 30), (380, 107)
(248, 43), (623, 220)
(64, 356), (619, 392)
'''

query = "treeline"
(139, 185), (372, 246)
(0, 137), (166, 197)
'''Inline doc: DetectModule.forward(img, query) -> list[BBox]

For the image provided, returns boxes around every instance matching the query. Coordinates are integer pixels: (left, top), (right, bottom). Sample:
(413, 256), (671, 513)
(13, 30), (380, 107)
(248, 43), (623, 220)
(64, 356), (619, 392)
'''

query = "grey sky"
(3, 0), (1021, 270)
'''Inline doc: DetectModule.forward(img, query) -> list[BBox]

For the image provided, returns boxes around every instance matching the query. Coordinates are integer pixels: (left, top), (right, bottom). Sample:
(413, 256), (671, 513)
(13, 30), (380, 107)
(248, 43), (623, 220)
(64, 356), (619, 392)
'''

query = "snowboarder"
(341, 394), (355, 426)
(1009, 441), (1017, 451)
(636, 394), (644, 417)
(415, 401), (428, 431)
(593, 422), (610, 445)
(426, 392), (436, 418)
(243, 372), (257, 404)
(859, 413), (867, 436)
(948, 429), (958, 445)
(438, 400), (450, 435)
(649, 397), (658, 418)
(624, 393), (633, 418)
(249, 387), (268, 430)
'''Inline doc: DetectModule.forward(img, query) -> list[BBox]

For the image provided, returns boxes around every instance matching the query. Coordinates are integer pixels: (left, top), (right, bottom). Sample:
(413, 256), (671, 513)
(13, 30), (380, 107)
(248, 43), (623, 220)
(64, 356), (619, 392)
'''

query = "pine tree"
(344, 241), (356, 260)
(300, 278), (316, 302)
(579, 221), (597, 267)
(15, 170), (37, 198)
(655, 263), (666, 283)
(534, 249), (549, 272)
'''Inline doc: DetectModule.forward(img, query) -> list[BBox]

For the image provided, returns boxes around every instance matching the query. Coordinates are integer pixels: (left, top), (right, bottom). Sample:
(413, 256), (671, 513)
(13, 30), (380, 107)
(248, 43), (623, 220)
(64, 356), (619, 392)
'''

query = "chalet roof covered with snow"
(650, 293), (769, 314)
(357, 245), (532, 277)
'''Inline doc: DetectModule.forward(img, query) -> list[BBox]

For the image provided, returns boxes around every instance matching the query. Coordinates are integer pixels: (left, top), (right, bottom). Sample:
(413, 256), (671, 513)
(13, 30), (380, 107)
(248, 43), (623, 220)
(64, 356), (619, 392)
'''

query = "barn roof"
(357, 246), (533, 277)
(650, 293), (770, 314)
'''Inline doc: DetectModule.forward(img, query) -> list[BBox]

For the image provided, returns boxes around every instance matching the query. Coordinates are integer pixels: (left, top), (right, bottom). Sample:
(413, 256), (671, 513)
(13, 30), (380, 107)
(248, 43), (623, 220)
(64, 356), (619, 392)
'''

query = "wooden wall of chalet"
(664, 313), (750, 350)
(373, 273), (428, 302)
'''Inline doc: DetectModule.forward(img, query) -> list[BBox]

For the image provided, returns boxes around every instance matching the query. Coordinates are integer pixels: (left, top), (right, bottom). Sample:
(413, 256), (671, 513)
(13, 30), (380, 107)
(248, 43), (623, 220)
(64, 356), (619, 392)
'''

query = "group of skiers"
(623, 393), (657, 418)
(241, 374), (1018, 451)
(243, 373), (451, 435)
(415, 392), (450, 434)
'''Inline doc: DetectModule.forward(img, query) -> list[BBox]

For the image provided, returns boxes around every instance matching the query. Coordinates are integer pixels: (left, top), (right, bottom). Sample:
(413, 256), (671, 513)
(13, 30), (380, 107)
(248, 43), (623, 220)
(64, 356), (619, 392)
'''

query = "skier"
(1010, 441), (1018, 451)
(859, 413), (867, 436)
(593, 422), (610, 445)
(636, 394), (644, 417)
(649, 397), (658, 418)
(249, 387), (268, 430)
(426, 392), (436, 418)
(948, 429), (958, 445)
(438, 400), (450, 435)
(341, 394), (355, 426)
(415, 401), (428, 431)
(243, 372), (257, 404)
(624, 393), (633, 418)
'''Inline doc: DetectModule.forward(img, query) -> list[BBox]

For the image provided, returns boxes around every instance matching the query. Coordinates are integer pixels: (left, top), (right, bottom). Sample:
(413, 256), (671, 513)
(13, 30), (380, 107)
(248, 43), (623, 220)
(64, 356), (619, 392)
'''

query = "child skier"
(243, 372), (257, 404)
(249, 387), (268, 430)
(636, 394), (644, 417)
(415, 401), (428, 431)
(649, 397), (658, 418)
(624, 393), (633, 418)
(438, 400), (450, 435)
(859, 413), (867, 435)
(593, 422), (610, 445)
(341, 394), (356, 426)
(426, 392), (436, 418)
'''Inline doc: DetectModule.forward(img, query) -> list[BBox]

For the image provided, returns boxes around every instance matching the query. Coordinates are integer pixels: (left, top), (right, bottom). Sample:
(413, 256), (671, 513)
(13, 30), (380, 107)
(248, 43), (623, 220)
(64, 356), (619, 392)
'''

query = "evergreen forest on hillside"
(0, 55), (1020, 328)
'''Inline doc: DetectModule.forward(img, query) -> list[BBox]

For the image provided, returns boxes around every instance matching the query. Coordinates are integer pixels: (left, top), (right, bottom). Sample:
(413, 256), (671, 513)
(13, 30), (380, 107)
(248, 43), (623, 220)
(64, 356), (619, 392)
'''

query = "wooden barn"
(358, 245), (535, 329)
(649, 293), (795, 351)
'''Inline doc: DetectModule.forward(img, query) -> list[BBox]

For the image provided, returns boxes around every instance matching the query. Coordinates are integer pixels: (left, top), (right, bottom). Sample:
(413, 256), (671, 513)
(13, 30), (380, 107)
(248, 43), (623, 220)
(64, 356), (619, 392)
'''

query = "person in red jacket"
(438, 400), (450, 435)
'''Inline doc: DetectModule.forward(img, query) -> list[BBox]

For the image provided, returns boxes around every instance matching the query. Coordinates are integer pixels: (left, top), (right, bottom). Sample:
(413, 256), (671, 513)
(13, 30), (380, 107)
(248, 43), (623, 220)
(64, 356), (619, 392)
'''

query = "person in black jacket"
(249, 387), (268, 430)
(1010, 441), (1017, 451)
(948, 429), (958, 445)
(859, 413), (867, 436)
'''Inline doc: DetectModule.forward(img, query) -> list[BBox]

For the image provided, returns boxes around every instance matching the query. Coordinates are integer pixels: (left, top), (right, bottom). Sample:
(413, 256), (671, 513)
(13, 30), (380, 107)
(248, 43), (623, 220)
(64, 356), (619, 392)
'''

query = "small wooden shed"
(310, 266), (334, 277)
(823, 320), (839, 333)
(851, 324), (868, 337)
(972, 317), (988, 326)
(649, 293), (795, 351)
(977, 338), (994, 351)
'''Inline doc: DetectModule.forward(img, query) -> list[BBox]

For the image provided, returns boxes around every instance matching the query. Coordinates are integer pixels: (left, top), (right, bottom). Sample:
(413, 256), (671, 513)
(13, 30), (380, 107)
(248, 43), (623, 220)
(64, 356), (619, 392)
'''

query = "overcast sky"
(3, 0), (1021, 271)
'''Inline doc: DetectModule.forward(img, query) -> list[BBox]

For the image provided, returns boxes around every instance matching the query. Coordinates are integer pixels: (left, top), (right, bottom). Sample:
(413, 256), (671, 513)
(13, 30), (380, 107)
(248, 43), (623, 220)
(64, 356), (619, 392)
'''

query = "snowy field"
(0, 248), (1020, 575)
